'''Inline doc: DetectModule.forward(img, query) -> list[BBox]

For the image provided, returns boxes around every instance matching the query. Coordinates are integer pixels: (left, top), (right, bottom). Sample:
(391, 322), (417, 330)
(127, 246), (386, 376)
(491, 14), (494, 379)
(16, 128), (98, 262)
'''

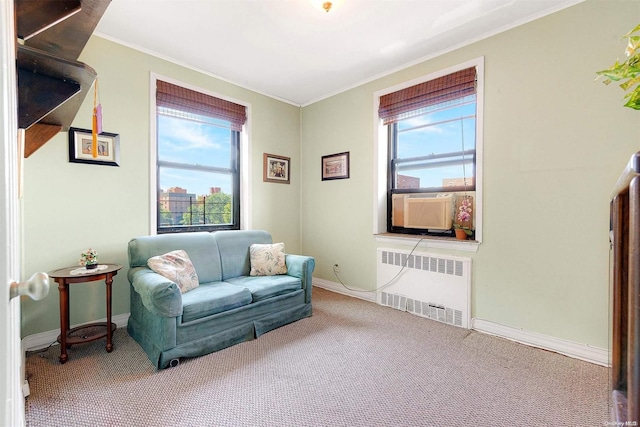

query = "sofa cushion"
(249, 242), (287, 276)
(225, 275), (302, 302)
(180, 282), (252, 323)
(147, 250), (199, 294)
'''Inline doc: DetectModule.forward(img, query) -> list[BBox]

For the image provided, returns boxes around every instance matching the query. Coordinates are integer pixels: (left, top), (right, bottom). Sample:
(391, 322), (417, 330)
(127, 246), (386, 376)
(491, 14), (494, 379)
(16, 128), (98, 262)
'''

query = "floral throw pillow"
(147, 250), (199, 294)
(249, 243), (287, 276)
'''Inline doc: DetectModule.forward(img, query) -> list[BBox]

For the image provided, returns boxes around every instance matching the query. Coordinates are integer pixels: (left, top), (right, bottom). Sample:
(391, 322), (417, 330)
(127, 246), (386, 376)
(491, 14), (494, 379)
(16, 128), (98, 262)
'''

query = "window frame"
(373, 58), (484, 249)
(149, 74), (251, 235)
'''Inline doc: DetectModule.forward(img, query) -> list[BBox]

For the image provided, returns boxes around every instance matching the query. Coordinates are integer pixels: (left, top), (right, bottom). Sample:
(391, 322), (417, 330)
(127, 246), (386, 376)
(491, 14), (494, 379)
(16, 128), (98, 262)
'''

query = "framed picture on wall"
(263, 153), (290, 184)
(68, 127), (120, 167)
(321, 151), (350, 181)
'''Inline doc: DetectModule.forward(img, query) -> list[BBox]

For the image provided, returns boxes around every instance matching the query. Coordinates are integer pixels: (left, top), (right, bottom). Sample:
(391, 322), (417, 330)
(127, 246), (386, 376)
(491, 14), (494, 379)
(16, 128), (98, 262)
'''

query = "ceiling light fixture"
(309, 0), (342, 13)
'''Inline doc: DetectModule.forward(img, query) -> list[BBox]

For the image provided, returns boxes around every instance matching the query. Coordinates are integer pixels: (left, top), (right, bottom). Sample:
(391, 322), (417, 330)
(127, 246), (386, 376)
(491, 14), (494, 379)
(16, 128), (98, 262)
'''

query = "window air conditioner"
(403, 195), (453, 230)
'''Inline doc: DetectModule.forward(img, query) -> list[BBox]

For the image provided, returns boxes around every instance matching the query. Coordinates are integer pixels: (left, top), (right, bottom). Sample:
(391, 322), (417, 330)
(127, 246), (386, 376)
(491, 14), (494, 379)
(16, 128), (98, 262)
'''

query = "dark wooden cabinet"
(610, 151), (640, 424)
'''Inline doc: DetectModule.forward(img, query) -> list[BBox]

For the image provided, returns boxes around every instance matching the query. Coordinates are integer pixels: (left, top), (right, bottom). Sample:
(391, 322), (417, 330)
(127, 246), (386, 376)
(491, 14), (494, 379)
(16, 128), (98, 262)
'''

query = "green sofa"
(126, 230), (315, 369)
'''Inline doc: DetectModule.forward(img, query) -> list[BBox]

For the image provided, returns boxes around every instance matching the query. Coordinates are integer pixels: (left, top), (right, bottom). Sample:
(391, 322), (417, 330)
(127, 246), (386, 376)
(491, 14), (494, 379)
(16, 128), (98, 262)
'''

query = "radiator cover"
(377, 248), (471, 328)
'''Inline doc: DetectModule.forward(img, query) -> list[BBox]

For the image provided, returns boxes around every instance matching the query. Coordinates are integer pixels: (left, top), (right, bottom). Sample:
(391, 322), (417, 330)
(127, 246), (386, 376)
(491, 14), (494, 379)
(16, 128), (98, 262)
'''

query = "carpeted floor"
(25, 287), (610, 427)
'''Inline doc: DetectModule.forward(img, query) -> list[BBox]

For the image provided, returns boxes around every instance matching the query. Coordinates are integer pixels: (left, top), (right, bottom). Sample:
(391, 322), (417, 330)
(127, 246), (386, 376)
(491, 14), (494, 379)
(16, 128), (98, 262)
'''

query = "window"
(154, 80), (246, 234)
(377, 61), (482, 240)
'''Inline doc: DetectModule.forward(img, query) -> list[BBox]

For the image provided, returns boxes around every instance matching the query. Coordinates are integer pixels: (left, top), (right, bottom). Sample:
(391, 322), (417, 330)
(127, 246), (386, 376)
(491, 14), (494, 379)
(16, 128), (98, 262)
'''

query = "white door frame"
(0, 0), (25, 425)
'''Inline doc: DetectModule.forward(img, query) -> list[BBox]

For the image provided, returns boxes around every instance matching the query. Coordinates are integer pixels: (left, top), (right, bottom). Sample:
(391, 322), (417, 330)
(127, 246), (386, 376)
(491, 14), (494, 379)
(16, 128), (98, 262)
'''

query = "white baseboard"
(22, 312), (130, 352)
(313, 278), (377, 303)
(472, 318), (610, 367)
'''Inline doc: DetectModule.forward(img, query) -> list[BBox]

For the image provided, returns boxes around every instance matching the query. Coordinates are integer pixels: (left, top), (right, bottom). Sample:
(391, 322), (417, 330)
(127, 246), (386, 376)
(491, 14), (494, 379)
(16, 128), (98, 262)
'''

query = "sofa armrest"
(128, 267), (183, 317)
(285, 254), (315, 303)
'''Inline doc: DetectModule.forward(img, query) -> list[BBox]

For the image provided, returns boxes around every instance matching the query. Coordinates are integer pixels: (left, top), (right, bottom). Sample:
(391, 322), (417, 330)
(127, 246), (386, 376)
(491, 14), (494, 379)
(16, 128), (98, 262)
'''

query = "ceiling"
(95, 0), (582, 106)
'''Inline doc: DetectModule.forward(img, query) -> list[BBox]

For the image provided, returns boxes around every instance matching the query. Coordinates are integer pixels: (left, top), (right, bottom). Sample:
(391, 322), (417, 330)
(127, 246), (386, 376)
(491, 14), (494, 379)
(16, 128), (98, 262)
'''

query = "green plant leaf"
(596, 59), (623, 73)
(620, 75), (640, 91)
(623, 23), (640, 38)
(624, 89), (640, 110)
(598, 68), (629, 81)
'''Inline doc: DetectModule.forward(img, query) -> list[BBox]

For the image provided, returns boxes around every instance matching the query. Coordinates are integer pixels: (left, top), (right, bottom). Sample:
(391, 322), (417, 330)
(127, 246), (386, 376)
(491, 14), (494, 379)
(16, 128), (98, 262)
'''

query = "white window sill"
(375, 233), (480, 253)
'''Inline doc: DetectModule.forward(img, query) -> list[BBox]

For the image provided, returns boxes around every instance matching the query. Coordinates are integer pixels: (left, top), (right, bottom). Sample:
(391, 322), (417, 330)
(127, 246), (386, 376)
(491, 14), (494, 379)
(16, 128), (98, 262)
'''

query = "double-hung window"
(379, 64), (480, 239)
(155, 80), (246, 234)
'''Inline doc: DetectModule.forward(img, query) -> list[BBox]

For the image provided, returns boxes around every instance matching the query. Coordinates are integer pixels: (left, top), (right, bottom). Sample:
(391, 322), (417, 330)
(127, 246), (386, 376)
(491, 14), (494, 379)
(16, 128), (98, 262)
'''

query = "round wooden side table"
(48, 263), (122, 364)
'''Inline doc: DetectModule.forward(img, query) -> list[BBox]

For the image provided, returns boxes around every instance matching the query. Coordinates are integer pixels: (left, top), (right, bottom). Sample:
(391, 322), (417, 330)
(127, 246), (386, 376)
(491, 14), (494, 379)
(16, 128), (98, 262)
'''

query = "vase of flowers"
(453, 197), (473, 240)
(80, 248), (98, 269)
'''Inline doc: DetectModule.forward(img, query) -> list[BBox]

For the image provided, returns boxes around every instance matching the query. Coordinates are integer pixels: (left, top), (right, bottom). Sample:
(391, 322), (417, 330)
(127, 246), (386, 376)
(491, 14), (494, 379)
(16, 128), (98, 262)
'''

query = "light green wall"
(20, 1), (640, 351)
(300, 0), (640, 349)
(20, 36), (301, 337)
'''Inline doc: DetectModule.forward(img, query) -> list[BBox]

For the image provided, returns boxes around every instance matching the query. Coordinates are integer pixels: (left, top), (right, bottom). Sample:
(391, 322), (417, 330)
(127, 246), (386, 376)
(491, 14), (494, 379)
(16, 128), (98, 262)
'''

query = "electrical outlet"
(333, 263), (340, 273)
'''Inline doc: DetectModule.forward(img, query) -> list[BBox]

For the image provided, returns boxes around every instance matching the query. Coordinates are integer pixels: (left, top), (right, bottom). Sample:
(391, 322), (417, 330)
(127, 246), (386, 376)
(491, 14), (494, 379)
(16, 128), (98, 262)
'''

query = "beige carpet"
(25, 287), (610, 427)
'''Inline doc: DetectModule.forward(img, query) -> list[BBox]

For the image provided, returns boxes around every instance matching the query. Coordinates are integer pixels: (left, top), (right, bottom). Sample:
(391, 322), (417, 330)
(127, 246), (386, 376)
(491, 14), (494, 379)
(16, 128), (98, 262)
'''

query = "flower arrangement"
(80, 248), (98, 267)
(454, 197), (473, 236)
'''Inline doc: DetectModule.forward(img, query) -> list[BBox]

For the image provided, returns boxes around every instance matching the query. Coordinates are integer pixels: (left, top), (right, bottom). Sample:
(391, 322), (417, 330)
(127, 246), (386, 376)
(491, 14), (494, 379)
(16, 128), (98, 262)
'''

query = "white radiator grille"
(377, 248), (471, 328)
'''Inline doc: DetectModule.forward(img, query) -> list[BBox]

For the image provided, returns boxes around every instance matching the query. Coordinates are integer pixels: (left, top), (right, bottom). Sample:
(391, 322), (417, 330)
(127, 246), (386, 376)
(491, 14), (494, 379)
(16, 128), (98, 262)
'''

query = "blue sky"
(156, 100), (476, 195)
(396, 101), (476, 188)
(158, 114), (233, 196)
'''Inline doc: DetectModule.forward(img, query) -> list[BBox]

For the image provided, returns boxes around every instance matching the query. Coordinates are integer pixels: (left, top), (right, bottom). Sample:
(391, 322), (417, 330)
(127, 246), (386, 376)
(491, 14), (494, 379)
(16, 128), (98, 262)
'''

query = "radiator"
(377, 248), (471, 328)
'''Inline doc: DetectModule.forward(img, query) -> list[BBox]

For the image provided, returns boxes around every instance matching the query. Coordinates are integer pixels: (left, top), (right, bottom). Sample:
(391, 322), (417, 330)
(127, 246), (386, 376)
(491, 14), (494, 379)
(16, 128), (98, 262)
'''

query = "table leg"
(65, 281), (70, 348)
(105, 273), (113, 353)
(57, 280), (69, 364)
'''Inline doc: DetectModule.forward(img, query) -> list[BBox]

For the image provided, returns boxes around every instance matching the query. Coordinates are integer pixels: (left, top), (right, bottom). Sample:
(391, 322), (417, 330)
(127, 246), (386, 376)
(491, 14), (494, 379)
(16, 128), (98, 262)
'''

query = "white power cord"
(332, 238), (424, 293)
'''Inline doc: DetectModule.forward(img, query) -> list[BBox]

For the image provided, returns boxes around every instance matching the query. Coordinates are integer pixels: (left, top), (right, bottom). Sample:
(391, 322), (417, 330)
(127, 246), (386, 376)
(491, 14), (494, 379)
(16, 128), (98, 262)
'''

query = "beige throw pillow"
(249, 243), (287, 276)
(147, 250), (199, 294)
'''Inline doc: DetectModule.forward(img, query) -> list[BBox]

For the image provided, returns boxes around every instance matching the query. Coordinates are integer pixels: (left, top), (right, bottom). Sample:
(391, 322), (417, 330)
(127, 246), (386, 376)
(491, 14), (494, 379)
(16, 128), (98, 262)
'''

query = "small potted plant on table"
(80, 248), (98, 269)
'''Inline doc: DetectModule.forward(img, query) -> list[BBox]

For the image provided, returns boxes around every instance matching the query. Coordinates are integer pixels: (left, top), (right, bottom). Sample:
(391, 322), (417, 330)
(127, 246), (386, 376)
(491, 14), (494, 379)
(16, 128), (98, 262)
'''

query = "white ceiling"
(95, 0), (582, 106)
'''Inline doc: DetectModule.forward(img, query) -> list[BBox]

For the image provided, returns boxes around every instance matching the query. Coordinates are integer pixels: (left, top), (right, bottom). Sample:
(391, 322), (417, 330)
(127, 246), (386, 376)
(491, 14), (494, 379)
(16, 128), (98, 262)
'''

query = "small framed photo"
(263, 153), (290, 184)
(322, 151), (350, 181)
(68, 127), (120, 167)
